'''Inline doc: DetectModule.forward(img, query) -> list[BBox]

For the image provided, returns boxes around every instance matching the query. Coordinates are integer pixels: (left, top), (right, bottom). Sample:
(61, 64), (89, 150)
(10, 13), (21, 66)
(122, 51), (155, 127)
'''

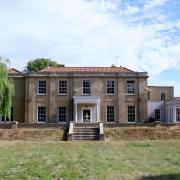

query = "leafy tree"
(25, 58), (57, 72)
(0, 57), (15, 119)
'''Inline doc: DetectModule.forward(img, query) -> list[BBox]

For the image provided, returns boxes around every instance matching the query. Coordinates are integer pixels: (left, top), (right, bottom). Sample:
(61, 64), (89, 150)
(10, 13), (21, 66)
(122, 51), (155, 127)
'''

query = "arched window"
(161, 93), (165, 100)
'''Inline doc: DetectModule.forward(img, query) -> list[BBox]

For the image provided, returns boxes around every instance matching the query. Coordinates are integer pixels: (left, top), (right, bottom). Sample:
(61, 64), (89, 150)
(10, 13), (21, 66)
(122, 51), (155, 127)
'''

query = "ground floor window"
(37, 106), (46, 123)
(128, 106), (135, 123)
(107, 106), (114, 122)
(155, 109), (160, 120)
(59, 107), (66, 122)
(0, 107), (13, 122)
(176, 107), (180, 122)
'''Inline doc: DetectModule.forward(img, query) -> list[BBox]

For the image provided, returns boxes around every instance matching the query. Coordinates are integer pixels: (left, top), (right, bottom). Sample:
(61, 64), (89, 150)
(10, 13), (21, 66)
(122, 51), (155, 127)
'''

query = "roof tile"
(40, 66), (134, 73)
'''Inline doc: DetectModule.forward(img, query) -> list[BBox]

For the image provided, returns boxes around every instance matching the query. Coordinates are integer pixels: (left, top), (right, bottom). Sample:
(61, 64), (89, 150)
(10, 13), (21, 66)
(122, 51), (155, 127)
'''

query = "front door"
(83, 109), (91, 122)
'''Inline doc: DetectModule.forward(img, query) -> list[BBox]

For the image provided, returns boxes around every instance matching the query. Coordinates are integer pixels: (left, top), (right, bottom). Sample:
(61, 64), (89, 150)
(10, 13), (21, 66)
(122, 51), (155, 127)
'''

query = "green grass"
(0, 140), (180, 180)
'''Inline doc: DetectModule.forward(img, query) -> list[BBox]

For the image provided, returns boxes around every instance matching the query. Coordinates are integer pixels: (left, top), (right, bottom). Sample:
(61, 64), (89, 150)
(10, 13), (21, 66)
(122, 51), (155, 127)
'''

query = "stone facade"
(147, 86), (174, 122)
(5, 66), (150, 124)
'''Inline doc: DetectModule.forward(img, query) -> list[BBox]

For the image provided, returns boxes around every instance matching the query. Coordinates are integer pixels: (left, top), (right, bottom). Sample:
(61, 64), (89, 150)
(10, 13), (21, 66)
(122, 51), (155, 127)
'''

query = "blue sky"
(0, 0), (180, 95)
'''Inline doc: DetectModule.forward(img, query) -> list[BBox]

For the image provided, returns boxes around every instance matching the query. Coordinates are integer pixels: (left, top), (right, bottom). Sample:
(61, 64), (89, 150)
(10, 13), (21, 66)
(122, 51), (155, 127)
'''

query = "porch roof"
(73, 96), (100, 104)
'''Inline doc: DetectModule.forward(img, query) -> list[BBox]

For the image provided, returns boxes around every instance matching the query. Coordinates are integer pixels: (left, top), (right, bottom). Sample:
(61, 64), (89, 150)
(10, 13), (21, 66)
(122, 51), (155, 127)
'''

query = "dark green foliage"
(0, 57), (15, 118)
(25, 58), (57, 72)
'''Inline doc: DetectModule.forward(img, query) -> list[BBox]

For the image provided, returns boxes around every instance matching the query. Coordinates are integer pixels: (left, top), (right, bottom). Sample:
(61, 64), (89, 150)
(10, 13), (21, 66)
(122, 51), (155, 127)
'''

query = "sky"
(0, 0), (180, 95)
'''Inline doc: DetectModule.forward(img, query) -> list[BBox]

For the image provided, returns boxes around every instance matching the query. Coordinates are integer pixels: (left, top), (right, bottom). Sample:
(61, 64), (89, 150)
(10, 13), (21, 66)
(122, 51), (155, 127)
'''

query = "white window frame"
(59, 106), (66, 123)
(106, 106), (115, 123)
(127, 80), (135, 95)
(106, 80), (115, 95)
(59, 81), (67, 95)
(82, 80), (91, 95)
(37, 106), (46, 123)
(37, 80), (47, 95)
(128, 106), (136, 123)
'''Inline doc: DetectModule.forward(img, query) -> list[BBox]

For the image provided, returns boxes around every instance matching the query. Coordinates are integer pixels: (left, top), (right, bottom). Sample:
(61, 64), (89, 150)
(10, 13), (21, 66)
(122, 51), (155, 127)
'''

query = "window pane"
(128, 106), (135, 122)
(127, 81), (135, 94)
(38, 106), (46, 122)
(176, 107), (180, 122)
(107, 106), (114, 122)
(38, 81), (46, 94)
(107, 80), (114, 94)
(83, 80), (91, 95)
(59, 81), (67, 94)
(59, 107), (66, 122)
(155, 109), (160, 120)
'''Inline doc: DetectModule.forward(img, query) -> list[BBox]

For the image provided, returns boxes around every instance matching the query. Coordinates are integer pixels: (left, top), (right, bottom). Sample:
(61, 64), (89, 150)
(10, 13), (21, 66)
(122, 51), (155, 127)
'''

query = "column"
(173, 106), (176, 123)
(74, 103), (77, 122)
(96, 103), (100, 122)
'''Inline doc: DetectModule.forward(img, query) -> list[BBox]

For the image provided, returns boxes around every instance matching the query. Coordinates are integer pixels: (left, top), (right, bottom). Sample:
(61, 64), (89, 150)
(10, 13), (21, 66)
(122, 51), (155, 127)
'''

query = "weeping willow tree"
(0, 57), (15, 121)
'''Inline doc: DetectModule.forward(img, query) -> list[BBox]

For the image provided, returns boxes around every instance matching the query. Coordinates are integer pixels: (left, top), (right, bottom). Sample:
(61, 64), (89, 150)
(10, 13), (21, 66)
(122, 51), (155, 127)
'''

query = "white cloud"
(0, 0), (180, 95)
(144, 0), (169, 10)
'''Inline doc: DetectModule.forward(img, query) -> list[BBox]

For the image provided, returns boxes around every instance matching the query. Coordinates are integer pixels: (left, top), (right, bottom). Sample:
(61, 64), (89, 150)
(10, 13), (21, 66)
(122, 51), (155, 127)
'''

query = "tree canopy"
(0, 57), (15, 118)
(25, 58), (58, 72)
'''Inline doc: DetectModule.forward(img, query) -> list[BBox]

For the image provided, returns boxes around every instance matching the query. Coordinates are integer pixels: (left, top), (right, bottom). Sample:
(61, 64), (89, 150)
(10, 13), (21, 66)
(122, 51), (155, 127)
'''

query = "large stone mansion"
(1, 64), (179, 124)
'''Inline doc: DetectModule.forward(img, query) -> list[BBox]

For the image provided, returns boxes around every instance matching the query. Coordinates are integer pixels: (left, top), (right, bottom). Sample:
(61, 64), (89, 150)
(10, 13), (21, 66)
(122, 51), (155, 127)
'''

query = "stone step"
(74, 123), (99, 128)
(73, 128), (99, 133)
(73, 132), (98, 135)
(72, 135), (99, 140)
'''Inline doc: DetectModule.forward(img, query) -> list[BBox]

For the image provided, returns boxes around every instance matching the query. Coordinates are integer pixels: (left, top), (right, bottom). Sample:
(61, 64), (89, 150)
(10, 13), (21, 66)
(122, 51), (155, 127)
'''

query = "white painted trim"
(37, 80), (47, 95)
(106, 106), (115, 123)
(106, 80), (115, 95)
(127, 105), (136, 123)
(36, 106), (46, 123)
(58, 80), (67, 96)
(82, 80), (91, 96)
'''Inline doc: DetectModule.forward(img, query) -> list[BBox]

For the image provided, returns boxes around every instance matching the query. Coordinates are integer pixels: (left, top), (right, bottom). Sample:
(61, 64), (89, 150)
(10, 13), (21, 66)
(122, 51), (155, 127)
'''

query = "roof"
(40, 66), (134, 73)
(8, 68), (21, 74)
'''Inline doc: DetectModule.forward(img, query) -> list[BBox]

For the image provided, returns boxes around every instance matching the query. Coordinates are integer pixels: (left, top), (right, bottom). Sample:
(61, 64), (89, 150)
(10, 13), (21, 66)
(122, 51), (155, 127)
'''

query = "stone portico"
(73, 96), (100, 123)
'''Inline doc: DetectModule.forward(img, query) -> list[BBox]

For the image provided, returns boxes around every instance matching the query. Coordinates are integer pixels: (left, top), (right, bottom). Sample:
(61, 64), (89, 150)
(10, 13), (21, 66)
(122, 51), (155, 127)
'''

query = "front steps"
(67, 122), (104, 141)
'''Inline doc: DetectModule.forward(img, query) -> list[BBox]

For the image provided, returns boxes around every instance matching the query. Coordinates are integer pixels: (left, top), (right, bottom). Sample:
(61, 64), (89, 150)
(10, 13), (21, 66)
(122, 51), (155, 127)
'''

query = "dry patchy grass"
(105, 126), (180, 141)
(0, 128), (64, 140)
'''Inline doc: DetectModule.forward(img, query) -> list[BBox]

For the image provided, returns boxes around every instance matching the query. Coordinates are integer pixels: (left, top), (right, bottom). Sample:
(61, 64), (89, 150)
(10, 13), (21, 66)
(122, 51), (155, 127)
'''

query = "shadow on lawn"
(139, 173), (180, 180)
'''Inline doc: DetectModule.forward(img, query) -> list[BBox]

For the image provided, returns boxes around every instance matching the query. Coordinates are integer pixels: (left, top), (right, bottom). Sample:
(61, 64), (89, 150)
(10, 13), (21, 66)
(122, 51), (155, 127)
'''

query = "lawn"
(0, 140), (180, 180)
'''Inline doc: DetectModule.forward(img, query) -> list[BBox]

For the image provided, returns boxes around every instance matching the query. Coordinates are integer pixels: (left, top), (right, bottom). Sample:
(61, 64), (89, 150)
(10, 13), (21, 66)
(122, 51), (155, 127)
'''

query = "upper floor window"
(59, 107), (66, 122)
(161, 93), (165, 100)
(37, 106), (46, 123)
(83, 80), (91, 95)
(127, 80), (135, 94)
(155, 109), (160, 120)
(38, 80), (46, 94)
(107, 106), (114, 122)
(128, 106), (135, 123)
(59, 81), (67, 95)
(106, 80), (114, 94)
